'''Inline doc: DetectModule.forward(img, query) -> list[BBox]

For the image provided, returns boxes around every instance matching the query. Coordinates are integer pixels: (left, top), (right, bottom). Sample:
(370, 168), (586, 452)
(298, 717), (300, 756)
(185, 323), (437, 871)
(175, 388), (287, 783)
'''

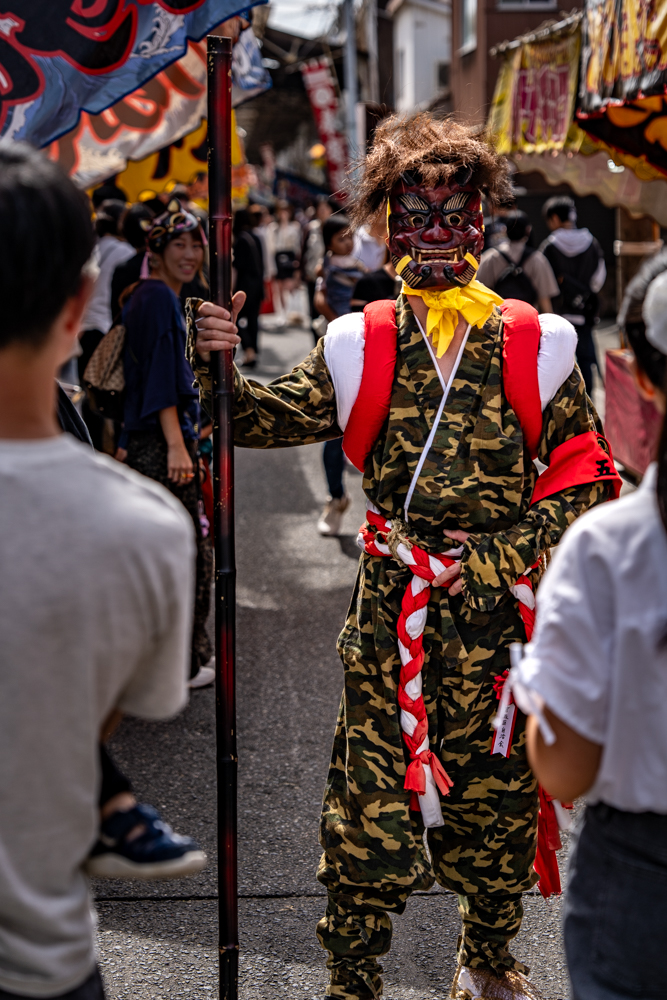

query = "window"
(437, 62), (450, 91)
(460, 0), (477, 55)
(397, 48), (405, 100)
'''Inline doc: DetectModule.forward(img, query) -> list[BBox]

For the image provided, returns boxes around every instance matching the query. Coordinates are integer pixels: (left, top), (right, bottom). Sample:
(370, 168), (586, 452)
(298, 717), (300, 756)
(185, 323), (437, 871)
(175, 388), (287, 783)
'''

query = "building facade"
(451, 0), (567, 120)
(388, 0), (451, 112)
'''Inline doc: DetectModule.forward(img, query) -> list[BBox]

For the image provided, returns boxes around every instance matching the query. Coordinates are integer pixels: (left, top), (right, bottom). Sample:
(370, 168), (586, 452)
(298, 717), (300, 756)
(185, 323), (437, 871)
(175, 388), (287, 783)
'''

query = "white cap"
(642, 270), (667, 355)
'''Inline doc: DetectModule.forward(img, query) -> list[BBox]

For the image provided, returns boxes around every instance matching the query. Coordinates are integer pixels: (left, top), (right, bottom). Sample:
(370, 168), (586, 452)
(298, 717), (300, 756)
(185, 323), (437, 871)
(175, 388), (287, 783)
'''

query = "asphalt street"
(96, 318), (621, 1000)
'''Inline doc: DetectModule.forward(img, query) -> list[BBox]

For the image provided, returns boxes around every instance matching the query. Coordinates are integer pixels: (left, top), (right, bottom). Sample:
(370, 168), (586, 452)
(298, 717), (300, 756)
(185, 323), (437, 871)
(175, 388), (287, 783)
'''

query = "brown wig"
(349, 113), (515, 228)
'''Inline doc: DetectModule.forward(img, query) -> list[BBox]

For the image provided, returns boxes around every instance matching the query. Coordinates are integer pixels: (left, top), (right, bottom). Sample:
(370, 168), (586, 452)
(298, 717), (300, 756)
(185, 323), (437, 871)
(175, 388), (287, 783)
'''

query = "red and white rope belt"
(357, 505), (537, 829)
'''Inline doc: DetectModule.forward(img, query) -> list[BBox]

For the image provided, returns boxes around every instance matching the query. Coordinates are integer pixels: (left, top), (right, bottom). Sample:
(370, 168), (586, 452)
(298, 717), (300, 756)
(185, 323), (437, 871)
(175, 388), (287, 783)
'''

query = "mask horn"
(400, 170), (420, 187)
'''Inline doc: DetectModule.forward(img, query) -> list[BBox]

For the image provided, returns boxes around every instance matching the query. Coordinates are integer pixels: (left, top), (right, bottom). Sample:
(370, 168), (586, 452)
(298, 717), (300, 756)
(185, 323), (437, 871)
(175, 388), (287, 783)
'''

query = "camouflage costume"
(187, 295), (611, 998)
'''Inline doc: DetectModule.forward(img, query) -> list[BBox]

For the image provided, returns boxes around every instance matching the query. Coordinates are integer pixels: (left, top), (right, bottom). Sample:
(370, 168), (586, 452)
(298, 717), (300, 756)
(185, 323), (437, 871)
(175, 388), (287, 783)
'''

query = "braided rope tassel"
(359, 510), (457, 828)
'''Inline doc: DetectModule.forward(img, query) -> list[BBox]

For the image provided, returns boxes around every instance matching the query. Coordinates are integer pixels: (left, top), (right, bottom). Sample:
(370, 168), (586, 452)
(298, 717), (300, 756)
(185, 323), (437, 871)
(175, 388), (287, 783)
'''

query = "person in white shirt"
(269, 200), (303, 325)
(80, 200), (135, 337)
(508, 270), (667, 1000)
(0, 144), (196, 999)
(352, 216), (387, 273)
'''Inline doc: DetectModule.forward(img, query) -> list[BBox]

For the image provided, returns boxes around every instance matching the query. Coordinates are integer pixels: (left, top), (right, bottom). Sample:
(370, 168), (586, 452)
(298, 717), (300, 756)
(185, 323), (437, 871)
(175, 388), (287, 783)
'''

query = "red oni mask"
(387, 170), (484, 291)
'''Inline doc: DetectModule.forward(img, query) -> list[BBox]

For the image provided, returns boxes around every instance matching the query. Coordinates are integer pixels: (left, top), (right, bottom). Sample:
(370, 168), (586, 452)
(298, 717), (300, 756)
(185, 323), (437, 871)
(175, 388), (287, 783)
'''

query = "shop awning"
(576, 0), (667, 182)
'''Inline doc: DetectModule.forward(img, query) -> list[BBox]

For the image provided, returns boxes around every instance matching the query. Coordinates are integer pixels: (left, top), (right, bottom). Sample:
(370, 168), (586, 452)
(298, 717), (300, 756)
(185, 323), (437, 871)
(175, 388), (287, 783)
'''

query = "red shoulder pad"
(342, 299), (398, 473)
(501, 299), (542, 460)
(531, 431), (622, 505)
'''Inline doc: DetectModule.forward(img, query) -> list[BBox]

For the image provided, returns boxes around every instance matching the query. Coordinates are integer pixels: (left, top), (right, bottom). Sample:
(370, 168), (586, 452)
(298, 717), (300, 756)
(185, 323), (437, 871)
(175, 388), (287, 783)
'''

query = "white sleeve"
(514, 519), (614, 744)
(537, 314), (578, 410)
(590, 255), (607, 294)
(116, 511), (195, 720)
(323, 312), (365, 430)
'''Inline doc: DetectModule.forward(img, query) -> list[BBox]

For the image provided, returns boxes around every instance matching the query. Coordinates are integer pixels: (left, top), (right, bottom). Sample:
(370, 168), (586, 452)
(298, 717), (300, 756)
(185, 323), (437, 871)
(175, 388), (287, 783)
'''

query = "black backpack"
(494, 246), (538, 306)
(541, 240), (601, 324)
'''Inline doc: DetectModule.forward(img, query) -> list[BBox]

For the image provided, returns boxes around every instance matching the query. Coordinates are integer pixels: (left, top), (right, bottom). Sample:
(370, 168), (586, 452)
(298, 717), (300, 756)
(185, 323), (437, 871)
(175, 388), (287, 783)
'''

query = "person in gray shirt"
(0, 145), (197, 999)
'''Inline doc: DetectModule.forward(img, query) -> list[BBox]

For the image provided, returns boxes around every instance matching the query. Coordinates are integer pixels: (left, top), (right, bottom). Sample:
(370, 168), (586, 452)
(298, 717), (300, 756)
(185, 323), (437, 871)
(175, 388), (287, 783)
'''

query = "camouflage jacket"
(186, 295), (611, 613)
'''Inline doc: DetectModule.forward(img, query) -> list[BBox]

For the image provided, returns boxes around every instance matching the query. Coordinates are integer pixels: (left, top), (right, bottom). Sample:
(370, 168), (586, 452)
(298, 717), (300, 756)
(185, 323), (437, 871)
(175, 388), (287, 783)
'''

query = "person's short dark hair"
(0, 142), (95, 350)
(248, 203), (263, 224)
(323, 215), (351, 251)
(503, 210), (531, 243)
(91, 181), (127, 209)
(233, 209), (254, 235)
(95, 199), (126, 238)
(543, 195), (576, 224)
(121, 203), (155, 249)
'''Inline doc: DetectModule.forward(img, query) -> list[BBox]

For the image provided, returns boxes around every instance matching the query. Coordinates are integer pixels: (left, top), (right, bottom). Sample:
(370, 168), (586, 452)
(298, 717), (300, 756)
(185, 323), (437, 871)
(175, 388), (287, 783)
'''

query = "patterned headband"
(143, 198), (202, 253)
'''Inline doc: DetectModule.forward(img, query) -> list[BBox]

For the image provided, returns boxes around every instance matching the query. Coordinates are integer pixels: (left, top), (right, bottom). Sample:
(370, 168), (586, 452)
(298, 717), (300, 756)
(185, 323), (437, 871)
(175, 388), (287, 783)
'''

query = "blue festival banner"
(0, 1), (265, 147)
(231, 24), (270, 106)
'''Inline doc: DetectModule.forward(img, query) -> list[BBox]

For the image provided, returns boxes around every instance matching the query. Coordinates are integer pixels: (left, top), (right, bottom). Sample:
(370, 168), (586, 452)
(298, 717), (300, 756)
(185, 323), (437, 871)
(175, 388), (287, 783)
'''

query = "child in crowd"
(508, 270), (667, 1000)
(313, 216), (367, 537)
(315, 215), (367, 323)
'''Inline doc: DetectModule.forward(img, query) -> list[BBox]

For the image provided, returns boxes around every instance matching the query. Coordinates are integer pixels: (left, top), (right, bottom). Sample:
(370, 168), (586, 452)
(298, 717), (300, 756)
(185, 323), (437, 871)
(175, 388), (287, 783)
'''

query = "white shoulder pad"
(323, 312), (365, 430)
(537, 314), (578, 411)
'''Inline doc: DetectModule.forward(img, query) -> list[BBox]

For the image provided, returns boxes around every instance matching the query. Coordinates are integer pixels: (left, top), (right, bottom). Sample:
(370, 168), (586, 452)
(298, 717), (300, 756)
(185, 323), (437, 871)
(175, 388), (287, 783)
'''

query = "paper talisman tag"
(491, 703), (516, 757)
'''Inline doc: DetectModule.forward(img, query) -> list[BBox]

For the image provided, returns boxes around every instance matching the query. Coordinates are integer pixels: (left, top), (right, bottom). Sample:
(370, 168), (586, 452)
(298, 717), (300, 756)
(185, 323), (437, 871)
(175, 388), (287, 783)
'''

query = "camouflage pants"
(317, 555), (539, 999)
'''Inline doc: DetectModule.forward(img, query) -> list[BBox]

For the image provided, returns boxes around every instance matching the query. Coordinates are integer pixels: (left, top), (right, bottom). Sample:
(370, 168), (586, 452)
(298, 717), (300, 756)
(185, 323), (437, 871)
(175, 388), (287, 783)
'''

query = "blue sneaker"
(85, 803), (206, 880)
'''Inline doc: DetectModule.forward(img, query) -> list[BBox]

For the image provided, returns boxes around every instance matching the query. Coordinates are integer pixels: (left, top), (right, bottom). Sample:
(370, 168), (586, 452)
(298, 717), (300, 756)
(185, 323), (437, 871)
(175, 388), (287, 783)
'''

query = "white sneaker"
(317, 494), (351, 536)
(188, 660), (215, 689)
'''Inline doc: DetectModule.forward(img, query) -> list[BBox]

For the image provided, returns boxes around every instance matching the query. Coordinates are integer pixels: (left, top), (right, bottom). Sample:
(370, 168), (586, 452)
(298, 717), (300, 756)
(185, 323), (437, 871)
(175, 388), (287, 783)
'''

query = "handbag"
(83, 322), (126, 421)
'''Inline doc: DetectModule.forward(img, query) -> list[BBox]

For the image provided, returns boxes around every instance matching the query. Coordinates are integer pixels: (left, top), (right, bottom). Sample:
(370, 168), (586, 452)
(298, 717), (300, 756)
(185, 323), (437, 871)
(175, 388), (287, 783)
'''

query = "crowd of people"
(1, 114), (666, 1000)
(78, 180), (606, 543)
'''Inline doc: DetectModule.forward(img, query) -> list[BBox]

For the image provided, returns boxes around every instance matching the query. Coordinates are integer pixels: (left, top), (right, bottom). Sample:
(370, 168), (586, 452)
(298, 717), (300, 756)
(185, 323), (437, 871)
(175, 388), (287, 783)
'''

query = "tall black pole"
(206, 34), (237, 1000)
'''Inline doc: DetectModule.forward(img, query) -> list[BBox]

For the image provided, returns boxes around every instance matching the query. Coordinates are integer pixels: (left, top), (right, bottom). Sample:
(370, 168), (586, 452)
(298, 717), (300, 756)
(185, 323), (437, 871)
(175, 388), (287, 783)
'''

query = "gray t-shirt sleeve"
(106, 465), (196, 721)
(476, 249), (502, 289)
(525, 251), (560, 300)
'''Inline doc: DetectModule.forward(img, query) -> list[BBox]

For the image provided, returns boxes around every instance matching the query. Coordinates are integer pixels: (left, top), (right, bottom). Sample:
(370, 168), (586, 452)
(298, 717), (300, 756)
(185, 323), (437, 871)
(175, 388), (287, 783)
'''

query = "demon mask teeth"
(387, 177), (484, 291)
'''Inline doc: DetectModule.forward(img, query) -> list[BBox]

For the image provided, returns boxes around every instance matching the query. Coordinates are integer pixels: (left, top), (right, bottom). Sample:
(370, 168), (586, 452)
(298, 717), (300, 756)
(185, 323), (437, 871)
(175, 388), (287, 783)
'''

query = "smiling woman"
(121, 199), (214, 689)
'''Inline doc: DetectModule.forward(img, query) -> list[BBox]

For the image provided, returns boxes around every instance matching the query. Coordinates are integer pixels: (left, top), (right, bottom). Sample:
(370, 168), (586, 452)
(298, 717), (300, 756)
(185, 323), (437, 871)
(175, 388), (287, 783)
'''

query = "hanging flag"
(578, 0), (667, 114)
(0, 0), (266, 148)
(111, 109), (249, 206)
(46, 25), (270, 190)
(301, 56), (348, 196)
(576, 0), (667, 180)
(232, 25), (271, 106)
(487, 13), (667, 225)
(488, 28), (581, 156)
(47, 40), (207, 188)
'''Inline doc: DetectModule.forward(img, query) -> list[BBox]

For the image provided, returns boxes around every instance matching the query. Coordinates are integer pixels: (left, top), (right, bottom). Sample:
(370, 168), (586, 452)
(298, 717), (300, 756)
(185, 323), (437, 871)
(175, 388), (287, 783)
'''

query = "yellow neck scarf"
(402, 255), (502, 357)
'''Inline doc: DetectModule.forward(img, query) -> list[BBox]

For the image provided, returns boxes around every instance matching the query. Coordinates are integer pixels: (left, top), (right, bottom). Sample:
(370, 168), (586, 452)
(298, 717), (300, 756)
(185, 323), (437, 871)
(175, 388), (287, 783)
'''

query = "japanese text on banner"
(301, 57), (348, 196)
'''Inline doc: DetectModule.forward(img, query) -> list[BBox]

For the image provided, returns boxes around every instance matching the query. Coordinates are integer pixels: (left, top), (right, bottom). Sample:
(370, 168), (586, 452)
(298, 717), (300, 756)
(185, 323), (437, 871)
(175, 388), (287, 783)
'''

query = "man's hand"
(432, 529), (470, 595)
(195, 291), (246, 362)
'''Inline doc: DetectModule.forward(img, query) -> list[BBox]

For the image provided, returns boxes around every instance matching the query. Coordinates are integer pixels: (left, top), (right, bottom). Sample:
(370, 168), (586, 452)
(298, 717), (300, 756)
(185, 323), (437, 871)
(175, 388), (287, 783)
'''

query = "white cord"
(404, 321), (470, 520)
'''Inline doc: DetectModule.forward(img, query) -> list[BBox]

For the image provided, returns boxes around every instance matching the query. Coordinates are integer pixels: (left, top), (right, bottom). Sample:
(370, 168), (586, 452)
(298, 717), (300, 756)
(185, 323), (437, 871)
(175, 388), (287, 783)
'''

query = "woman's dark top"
(122, 279), (199, 441)
(233, 229), (264, 298)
